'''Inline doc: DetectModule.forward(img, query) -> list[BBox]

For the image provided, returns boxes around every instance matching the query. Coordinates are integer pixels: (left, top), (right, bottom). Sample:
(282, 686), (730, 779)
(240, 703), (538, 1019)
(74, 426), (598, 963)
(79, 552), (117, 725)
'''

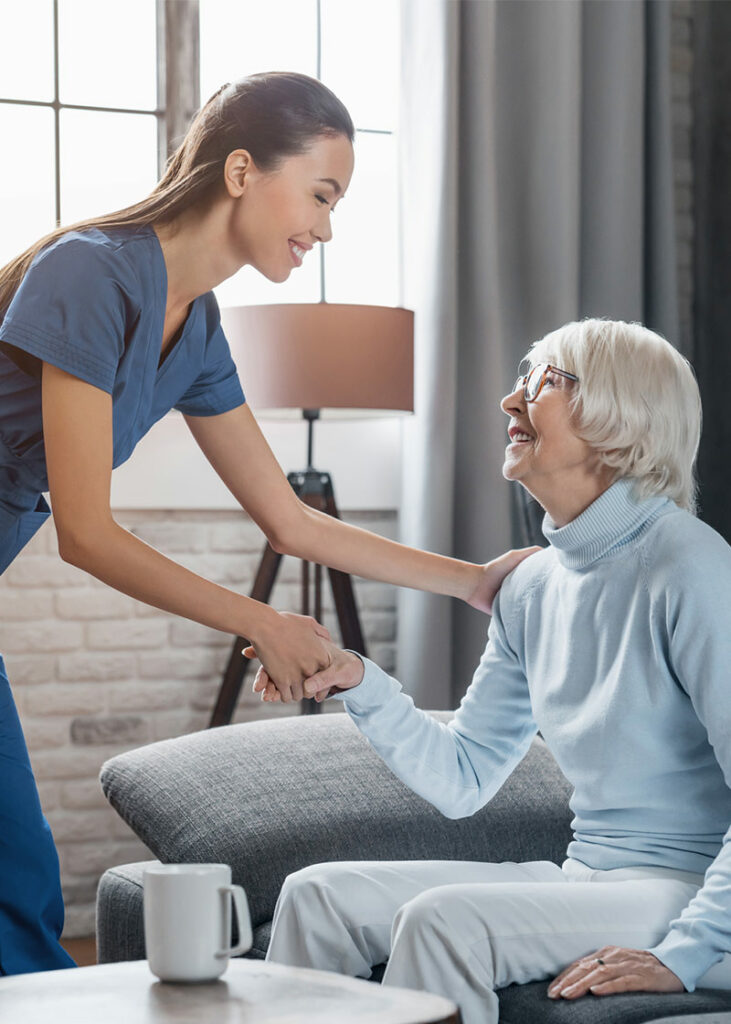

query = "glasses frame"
(514, 363), (579, 403)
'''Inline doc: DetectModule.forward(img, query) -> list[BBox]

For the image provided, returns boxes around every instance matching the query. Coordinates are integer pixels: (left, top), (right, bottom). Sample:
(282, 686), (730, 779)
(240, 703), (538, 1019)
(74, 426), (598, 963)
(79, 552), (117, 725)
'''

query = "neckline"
(146, 225), (198, 379)
(542, 479), (672, 569)
(158, 303), (193, 370)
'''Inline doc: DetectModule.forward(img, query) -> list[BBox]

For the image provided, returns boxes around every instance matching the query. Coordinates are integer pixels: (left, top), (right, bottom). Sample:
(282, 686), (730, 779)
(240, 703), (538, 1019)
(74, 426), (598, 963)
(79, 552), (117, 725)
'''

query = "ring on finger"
(594, 958), (605, 966)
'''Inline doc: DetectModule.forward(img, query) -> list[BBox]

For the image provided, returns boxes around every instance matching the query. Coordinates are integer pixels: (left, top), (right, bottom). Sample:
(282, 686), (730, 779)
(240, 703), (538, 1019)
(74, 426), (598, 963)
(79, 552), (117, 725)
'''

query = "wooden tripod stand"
(208, 454), (368, 727)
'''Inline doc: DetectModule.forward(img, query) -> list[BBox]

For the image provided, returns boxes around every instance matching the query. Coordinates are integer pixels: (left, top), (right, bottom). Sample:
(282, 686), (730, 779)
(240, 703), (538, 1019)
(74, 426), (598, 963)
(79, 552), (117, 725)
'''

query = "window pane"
(214, 251), (321, 310)
(324, 132), (399, 307)
(320, 0), (399, 131)
(58, 0), (157, 110)
(0, 105), (56, 267)
(0, 0), (55, 101)
(200, 0), (317, 104)
(59, 110), (158, 224)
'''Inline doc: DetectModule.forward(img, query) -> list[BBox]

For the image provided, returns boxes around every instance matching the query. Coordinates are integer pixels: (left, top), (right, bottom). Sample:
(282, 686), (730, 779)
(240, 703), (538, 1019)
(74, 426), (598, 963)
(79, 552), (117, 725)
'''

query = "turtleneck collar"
(542, 478), (672, 570)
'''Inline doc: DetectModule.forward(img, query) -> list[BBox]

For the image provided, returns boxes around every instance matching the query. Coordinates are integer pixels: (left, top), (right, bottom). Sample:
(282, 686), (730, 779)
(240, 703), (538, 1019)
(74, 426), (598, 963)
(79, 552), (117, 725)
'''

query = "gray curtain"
(692, 1), (731, 544)
(398, 0), (678, 706)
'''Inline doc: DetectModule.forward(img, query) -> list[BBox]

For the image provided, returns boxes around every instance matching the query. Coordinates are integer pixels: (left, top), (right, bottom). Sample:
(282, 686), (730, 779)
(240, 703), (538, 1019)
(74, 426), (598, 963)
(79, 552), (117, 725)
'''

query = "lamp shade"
(221, 303), (414, 414)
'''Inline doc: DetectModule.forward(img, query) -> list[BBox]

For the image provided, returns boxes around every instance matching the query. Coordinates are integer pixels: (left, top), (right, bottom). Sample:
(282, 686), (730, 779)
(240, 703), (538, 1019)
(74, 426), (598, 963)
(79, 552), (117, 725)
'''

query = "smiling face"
(224, 133), (354, 283)
(501, 363), (612, 525)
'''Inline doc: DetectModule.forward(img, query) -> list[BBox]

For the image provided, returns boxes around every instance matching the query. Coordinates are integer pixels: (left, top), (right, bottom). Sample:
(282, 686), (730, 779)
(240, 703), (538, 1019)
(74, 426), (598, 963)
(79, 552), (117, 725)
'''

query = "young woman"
(0, 72), (532, 974)
(262, 319), (731, 1024)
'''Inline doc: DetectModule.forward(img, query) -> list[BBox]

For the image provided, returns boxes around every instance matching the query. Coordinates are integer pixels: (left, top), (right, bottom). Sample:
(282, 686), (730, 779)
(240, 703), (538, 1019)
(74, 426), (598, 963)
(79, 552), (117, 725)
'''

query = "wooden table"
(0, 959), (460, 1024)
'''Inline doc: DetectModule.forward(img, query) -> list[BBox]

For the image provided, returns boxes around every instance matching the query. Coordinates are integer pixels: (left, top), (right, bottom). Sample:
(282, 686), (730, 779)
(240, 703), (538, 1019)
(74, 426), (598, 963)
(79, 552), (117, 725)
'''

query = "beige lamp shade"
(221, 303), (414, 415)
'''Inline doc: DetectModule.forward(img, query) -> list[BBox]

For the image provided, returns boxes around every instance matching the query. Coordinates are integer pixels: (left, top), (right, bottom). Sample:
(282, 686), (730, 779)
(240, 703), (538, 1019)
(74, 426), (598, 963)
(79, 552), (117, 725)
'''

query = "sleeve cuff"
(646, 932), (721, 993)
(0, 319), (116, 392)
(175, 378), (246, 416)
(328, 656), (402, 712)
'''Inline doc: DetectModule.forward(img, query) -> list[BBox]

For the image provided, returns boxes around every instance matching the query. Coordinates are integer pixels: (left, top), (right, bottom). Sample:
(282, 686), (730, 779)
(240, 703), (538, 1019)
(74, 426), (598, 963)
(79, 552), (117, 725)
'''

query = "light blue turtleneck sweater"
(333, 479), (731, 991)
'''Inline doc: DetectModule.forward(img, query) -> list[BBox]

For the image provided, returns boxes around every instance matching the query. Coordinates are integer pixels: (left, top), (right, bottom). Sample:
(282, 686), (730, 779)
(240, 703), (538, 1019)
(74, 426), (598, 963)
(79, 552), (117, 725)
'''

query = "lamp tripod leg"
(301, 560), (325, 717)
(324, 491), (367, 656)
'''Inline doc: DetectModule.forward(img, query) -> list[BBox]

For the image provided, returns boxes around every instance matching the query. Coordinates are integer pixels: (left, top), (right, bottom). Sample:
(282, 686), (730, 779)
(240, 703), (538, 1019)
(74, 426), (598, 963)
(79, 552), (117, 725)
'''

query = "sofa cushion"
(100, 713), (573, 928)
(496, 981), (731, 1023)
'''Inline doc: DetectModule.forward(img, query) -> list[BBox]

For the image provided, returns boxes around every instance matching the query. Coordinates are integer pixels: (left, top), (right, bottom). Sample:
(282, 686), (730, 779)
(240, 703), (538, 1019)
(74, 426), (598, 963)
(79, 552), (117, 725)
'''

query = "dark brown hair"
(0, 72), (354, 317)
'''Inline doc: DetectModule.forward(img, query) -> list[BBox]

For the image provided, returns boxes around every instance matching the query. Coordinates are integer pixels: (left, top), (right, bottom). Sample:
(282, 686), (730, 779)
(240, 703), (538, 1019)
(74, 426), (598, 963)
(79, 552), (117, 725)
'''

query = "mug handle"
(217, 884), (253, 958)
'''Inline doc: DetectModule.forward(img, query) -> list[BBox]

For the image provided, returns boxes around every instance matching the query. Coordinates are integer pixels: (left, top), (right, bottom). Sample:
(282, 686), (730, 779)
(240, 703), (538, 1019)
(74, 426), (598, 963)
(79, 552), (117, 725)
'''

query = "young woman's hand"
(252, 639), (364, 704)
(466, 547), (543, 615)
(244, 611), (332, 702)
(547, 947), (683, 1000)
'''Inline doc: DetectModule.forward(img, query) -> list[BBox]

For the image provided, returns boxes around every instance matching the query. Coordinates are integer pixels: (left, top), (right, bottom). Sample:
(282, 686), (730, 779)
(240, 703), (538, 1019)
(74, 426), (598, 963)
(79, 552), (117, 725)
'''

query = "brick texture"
(0, 507), (398, 938)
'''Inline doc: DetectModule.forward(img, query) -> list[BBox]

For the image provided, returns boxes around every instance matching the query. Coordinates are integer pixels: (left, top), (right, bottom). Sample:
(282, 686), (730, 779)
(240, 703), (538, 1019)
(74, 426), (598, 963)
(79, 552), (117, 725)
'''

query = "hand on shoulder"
(467, 546), (544, 615)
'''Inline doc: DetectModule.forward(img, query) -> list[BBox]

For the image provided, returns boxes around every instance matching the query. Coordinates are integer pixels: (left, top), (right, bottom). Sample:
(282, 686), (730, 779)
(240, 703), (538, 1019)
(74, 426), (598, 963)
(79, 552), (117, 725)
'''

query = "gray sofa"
(97, 712), (731, 1023)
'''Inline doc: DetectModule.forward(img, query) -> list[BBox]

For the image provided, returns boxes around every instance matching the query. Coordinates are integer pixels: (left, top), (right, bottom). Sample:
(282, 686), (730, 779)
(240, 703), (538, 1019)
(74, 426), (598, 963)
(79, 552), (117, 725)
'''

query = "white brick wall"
(0, 508), (397, 938)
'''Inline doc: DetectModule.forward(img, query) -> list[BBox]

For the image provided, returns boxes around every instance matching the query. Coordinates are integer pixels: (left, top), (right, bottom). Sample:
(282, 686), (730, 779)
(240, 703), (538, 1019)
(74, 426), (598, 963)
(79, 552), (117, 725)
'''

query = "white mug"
(143, 862), (252, 982)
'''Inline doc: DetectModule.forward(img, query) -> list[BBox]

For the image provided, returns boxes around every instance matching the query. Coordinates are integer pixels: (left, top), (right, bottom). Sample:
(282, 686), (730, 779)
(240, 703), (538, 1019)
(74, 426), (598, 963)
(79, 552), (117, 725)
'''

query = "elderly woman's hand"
(467, 547), (542, 615)
(243, 612), (332, 702)
(252, 639), (364, 704)
(547, 947), (684, 1000)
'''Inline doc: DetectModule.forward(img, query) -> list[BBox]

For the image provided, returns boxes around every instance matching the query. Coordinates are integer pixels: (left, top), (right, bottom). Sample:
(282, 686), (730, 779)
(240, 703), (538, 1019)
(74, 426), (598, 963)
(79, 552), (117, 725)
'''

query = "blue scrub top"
(0, 225), (246, 573)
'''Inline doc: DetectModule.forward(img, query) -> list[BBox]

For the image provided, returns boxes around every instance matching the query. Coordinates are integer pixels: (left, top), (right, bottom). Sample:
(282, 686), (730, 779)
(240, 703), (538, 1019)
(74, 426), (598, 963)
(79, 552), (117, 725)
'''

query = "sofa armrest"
(96, 862), (148, 963)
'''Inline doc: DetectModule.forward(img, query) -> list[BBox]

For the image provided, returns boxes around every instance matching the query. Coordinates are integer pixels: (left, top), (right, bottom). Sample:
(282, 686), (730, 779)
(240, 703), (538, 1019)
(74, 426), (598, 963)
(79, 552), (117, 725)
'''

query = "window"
(0, 0), (159, 268)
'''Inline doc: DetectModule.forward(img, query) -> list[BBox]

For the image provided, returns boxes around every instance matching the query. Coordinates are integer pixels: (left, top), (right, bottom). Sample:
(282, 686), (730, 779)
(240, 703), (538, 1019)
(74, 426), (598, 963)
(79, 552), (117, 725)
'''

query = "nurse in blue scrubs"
(0, 73), (535, 974)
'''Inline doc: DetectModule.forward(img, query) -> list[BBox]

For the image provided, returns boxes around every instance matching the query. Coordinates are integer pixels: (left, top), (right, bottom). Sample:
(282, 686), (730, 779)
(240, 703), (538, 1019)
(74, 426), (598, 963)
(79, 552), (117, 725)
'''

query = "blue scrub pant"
(0, 654), (75, 974)
(0, 501), (75, 973)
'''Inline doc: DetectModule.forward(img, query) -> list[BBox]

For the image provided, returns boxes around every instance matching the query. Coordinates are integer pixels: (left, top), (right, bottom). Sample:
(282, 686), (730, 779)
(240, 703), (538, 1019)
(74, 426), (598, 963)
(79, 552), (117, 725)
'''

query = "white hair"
(527, 318), (702, 513)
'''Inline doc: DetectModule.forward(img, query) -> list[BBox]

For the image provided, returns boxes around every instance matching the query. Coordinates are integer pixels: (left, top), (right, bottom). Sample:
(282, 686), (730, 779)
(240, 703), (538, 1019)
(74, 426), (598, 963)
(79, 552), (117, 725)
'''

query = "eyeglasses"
(513, 362), (579, 403)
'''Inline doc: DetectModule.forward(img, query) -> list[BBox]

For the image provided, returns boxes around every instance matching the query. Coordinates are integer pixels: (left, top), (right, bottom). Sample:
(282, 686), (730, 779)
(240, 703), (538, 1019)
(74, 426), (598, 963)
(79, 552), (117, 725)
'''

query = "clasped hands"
(243, 611), (363, 704)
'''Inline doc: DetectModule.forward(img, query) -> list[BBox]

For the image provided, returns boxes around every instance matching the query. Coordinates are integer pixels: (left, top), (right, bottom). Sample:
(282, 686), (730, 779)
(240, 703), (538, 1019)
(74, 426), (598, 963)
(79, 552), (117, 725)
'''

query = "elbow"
(440, 791), (483, 820)
(264, 501), (311, 557)
(57, 529), (93, 568)
(266, 529), (290, 556)
(56, 516), (115, 568)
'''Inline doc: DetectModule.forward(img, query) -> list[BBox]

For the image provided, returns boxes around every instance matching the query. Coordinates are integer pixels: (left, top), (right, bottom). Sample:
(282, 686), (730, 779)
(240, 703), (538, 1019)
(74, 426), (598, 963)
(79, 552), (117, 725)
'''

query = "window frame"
(0, 0), (193, 227)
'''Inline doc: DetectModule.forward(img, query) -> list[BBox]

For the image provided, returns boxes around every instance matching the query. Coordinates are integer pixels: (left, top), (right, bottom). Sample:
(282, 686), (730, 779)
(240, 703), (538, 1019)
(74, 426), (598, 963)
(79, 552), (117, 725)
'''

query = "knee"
(277, 862), (352, 914)
(393, 888), (453, 943)
(278, 864), (325, 906)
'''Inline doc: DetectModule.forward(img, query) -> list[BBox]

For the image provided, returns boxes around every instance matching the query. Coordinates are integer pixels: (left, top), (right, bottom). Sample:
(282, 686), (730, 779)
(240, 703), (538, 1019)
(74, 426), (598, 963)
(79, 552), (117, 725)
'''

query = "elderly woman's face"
(500, 363), (597, 500)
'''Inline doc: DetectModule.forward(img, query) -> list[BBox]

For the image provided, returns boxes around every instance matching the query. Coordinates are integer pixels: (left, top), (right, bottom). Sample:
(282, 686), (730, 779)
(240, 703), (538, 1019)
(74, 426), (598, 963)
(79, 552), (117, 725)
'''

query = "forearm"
(331, 641), (536, 818)
(333, 661), (503, 818)
(284, 503), (482, 600)
(647, 826), (731, 991)
(62, 518), (277, 641)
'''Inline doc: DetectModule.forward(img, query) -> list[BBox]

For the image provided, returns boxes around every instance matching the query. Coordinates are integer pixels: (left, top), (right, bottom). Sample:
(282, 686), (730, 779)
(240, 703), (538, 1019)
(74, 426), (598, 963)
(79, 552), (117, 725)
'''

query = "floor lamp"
(208, 303), (414, 727)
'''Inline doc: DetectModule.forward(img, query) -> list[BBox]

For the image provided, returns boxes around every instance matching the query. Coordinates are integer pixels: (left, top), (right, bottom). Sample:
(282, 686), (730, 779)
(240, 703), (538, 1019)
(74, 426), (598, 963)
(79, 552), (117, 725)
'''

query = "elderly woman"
(258, 319), (731, 1024)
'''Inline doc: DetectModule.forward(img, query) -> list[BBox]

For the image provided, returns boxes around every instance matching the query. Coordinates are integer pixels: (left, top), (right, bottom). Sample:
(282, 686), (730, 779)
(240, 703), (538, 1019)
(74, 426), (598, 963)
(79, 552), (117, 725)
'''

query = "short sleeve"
(174, 293), (245, 417)
(0, 232), (135, 394)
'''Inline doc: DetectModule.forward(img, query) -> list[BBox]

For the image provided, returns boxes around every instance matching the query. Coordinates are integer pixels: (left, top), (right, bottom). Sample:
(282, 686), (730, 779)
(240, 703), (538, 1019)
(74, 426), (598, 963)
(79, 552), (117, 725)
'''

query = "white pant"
(266, 857), (731, 1024)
